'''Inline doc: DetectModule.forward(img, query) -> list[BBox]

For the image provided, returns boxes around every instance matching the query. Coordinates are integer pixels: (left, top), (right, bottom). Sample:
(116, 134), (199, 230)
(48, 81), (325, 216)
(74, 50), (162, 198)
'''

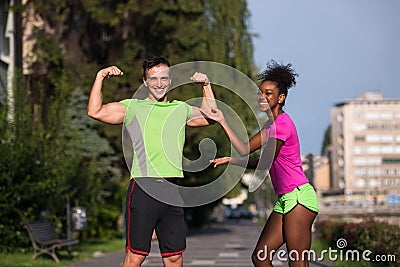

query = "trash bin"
(72, 207), (88, 231)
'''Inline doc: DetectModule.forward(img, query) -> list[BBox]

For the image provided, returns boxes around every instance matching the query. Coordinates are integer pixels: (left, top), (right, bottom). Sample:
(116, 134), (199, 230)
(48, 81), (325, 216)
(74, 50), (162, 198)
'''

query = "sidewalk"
(63, 220), (335, 267)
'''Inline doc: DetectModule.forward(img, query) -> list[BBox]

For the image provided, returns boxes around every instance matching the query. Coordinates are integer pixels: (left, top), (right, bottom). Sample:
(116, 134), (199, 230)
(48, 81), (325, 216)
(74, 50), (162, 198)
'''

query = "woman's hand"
(200, 107), (225, 124)
(210, 157), (232, 168)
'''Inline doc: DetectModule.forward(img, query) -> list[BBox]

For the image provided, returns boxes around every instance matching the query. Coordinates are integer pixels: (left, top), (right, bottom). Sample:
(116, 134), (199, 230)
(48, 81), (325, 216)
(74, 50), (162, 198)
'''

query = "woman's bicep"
(256, 137), (283, 170)
(268, 137), (284, 158)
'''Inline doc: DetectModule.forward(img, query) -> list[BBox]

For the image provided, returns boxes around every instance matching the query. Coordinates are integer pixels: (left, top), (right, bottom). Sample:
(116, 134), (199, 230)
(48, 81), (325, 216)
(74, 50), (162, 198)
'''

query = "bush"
(0, 74), (124, 251)
(355, 221), (400, 266)
(316, 219), (400, 266)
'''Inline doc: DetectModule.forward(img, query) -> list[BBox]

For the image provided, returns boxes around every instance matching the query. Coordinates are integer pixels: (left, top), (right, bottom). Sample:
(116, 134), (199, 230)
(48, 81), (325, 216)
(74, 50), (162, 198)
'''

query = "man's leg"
(122, 251), (146, 267)
(156, 204), (186, 267)
(162, 254), (183, 267)
(124, 180), (160, 266)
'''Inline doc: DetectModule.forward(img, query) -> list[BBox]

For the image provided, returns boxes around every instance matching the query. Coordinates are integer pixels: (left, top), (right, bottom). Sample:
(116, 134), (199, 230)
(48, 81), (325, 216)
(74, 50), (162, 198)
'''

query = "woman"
(207, 60), (318, 267)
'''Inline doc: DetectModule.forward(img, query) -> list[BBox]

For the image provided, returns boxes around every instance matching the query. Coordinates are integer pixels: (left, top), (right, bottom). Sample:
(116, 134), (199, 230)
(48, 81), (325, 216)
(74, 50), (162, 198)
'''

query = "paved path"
(63, 219), (334, 267)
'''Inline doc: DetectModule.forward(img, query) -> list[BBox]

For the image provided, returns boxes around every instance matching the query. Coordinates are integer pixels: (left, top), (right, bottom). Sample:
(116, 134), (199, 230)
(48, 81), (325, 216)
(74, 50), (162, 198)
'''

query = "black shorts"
(125, 178), (186, 257)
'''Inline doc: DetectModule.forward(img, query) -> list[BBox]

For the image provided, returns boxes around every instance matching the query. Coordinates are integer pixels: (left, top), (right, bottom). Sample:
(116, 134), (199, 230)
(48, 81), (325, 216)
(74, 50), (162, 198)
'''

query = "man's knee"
(163, 254), (183, 266)
(122, 250), (146, 267)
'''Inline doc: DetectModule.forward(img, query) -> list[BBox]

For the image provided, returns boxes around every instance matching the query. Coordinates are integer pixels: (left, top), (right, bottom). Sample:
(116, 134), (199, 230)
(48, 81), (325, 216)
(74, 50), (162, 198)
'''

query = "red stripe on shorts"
(161, 249), (186, 257)
(126, 179), (136, 251)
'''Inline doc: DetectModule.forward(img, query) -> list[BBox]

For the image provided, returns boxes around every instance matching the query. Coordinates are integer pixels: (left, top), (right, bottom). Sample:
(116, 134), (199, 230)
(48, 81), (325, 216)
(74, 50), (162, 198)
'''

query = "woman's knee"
(252, 246), (273, 267)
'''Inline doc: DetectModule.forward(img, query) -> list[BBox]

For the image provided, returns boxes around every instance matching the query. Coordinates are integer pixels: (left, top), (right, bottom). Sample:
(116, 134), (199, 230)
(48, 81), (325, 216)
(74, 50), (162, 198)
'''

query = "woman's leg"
(252, 211), (284, 267)
(283, 205), (317, 267)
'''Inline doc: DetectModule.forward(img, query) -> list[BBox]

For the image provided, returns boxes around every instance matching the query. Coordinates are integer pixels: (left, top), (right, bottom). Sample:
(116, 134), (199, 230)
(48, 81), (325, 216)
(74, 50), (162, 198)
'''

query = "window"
(366, 135), (380, 143)
(381, 112), (393, 120)
(353, 146), (364, 154)
(381, 135), (394, 143)
(365, 113), (379, 120)
(1, 8), (10, 56)
(368, 179), (379, 187)
(367, 168), (380, 176)
(382, 158), (400, 164)
(353, 157), (367, 166)
(354, 168), (367, 176)
(354, 136), (365, 142)
(368, 157), (381, 165)
(353, 124), (366, 131)
(354, 178), (366, 188)
(367, 146), (379, 154)
(354, 113), (363, 120)
(383, 179), (391, 186)
(381, 146), (394, 154)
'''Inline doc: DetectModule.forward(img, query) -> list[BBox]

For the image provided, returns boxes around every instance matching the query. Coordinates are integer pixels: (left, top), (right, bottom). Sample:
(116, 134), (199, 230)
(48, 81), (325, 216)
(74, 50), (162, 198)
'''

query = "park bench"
(21, 219), (79, 262)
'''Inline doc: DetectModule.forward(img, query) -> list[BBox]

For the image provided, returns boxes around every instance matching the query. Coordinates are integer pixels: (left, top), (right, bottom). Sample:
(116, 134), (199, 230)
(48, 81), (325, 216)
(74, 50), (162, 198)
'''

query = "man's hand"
(190, 72), (209, 86)
(97, 66), (124, 79)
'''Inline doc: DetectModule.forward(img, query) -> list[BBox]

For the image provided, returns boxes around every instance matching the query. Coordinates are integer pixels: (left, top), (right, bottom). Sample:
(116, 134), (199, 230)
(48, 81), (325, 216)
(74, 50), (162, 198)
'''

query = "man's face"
(144, 64), (171, 102)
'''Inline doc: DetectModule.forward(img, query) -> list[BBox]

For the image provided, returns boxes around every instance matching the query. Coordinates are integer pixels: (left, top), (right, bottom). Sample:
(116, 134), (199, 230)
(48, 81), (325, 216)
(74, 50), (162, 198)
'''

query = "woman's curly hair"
(258, 60), (298, 106)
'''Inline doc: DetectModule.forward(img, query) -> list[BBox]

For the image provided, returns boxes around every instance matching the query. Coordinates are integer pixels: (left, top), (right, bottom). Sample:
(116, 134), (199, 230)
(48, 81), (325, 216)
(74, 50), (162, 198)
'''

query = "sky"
(247, 0), (400, 155)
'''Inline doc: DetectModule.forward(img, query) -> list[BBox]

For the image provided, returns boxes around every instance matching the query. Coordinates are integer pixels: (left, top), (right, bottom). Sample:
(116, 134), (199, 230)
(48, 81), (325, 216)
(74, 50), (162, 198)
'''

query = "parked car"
(225, 207), (254, 219)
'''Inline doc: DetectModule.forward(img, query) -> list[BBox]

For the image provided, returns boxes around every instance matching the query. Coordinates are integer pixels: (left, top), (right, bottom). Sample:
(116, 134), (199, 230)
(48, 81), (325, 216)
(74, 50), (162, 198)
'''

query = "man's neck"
(148, 95), (168, 102)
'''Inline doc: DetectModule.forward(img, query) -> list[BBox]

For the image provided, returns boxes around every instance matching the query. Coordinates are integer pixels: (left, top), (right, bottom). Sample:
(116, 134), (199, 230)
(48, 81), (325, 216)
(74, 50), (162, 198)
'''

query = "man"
(87, 56), (216, 267)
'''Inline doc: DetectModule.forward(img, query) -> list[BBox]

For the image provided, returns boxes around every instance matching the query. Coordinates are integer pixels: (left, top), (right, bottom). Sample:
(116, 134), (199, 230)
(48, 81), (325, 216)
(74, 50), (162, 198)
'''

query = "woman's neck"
(270, 107), (284, 119)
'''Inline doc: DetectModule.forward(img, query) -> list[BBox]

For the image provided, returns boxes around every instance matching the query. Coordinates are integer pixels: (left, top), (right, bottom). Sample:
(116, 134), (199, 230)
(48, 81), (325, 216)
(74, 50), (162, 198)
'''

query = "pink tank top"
(264, 113), (309, 194)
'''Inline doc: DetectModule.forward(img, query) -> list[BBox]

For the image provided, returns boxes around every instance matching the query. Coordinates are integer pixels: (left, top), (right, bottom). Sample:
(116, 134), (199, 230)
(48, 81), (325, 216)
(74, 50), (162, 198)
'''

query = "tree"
(0, 70), (77, 251)
(1, 0), (258, 249)
(321, 124), (331, 155)
(204, 0), (255, 75)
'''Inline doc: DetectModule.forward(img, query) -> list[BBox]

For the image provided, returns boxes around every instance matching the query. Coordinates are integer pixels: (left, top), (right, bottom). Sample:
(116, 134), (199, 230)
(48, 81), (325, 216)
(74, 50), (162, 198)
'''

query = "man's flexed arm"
(190, 72), (217, 111)
(87, 66), (126, 124)
(187, 72), (217, 127)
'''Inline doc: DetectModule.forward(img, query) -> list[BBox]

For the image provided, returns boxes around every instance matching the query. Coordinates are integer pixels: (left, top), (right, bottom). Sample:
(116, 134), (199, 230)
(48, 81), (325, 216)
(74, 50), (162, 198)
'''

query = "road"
(63, 219), (335, 267)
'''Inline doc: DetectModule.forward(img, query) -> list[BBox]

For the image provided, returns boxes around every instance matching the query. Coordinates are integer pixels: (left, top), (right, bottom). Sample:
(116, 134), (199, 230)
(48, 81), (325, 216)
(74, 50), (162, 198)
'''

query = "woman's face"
(257, 81), (285, 112)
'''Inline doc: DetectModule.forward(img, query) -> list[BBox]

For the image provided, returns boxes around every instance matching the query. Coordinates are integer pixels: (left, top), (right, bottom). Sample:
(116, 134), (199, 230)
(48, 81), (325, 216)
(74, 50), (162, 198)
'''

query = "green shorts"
(273, 183), (319, 214)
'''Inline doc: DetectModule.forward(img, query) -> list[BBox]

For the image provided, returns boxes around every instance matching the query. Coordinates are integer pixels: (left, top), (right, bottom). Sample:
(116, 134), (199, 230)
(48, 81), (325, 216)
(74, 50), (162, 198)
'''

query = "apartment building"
(331, 92), (400, 198)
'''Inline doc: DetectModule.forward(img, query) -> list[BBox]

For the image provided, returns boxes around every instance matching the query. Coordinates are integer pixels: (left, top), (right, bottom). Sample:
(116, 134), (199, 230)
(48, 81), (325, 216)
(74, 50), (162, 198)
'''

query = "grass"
(0, 238), (125, 267)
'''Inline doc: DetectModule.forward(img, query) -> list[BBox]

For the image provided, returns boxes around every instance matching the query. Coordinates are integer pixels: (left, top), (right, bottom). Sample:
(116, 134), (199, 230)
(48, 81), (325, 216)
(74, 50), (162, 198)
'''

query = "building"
(1, 0), (45, 123)
(330, 92), (400, 201)
(1, 0), (25, 123)
(302, 153), (331, 192)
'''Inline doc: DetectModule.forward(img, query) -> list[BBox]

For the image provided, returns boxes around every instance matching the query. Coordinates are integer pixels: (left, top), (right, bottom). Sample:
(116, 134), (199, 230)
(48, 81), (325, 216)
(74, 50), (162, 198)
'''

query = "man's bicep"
(97, 102), (126, 124)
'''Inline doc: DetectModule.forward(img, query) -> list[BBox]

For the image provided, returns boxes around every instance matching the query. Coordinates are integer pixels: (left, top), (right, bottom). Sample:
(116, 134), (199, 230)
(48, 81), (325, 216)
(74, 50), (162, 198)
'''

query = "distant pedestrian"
(206, 60), (319, 266)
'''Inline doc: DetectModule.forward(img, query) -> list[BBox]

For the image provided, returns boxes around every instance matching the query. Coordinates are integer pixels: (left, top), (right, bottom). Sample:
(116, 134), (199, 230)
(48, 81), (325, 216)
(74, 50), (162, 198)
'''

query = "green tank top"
(120, 98), (192, 178)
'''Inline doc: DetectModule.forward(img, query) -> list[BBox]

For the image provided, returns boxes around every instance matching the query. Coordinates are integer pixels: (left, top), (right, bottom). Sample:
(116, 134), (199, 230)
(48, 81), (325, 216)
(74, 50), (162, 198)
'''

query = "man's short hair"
(143, 56), (170, 79)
